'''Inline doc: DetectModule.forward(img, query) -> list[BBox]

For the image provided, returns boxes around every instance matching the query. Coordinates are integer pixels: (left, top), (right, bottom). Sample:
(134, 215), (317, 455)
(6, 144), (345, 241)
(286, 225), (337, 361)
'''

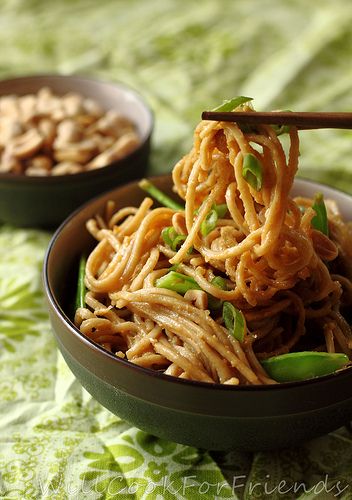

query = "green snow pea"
(261, 351), (349, 382)
(139, 178), (184, 211)
(75, 254), (87, 310)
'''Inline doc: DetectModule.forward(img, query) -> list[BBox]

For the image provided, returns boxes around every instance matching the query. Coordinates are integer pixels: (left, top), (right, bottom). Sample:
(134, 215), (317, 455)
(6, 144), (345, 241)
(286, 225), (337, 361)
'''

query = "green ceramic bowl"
(43, 175), (352, 451)
(0, 74), (153, 228)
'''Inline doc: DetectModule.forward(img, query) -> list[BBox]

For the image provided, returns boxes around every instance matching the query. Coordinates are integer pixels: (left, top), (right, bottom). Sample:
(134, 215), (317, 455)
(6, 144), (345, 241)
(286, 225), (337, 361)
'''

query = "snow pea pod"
(311, 192), (329, 236)
(75, 254), (87, 310)
(139, 179), (184, 211)
(261, 351), (349, 382)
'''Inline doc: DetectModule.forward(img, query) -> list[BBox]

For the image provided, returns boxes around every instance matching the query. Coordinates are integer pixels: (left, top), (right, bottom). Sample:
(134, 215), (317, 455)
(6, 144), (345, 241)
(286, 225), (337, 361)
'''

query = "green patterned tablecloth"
(1, 1), (352, 498)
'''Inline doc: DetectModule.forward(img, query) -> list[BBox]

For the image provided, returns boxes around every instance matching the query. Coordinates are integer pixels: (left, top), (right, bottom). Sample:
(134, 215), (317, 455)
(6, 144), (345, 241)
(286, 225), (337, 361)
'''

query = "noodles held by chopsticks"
(74, 103), (352, 385)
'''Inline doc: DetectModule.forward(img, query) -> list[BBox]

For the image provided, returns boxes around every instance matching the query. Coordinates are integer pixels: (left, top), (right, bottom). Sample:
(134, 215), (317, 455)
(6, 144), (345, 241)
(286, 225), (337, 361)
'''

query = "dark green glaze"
(43, 176), (352, 451)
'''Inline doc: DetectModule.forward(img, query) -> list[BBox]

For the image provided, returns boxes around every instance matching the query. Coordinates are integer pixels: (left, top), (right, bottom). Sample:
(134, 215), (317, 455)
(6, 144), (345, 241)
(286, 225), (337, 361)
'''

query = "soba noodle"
(74, 103), (352, 385)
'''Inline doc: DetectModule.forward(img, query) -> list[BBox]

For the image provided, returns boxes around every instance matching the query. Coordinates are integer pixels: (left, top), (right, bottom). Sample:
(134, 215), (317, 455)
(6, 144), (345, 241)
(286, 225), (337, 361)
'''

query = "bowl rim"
(43, 174), (352, 392)
(0, 73), (154, 184)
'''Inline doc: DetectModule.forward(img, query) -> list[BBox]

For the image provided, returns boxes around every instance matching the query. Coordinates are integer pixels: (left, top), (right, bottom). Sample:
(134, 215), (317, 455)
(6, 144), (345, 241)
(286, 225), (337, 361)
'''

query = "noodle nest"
(75, 105), (352, 385)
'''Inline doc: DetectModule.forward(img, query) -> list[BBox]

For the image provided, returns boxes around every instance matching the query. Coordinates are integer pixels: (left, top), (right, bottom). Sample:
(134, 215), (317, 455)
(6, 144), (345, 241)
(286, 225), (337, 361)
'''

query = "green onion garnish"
(207, 276), (228, 310)
(214, 203), (228, 218)
(139, 179), (184, 211)
(272, 124), (291, 136)
(311, 193), (329, 236)
(161, 227), (191, 253)
(201, 209), (218, 236)
(211, 276), (228, 290)
(155, 271), (201, 295)
(242, 153), (263, 191)
(200, 204), (228, 237)
(271, 110), (292, 136)
(161, 226), (177, 246)
(212, 96), (253, 112)
(171, 234), (187, 251)
(222, 302), (246, 342)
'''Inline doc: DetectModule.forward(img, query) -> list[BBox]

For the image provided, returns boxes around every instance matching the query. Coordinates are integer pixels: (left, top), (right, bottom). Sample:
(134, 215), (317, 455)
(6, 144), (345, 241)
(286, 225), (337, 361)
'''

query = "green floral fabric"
(1, 0), (352, 498)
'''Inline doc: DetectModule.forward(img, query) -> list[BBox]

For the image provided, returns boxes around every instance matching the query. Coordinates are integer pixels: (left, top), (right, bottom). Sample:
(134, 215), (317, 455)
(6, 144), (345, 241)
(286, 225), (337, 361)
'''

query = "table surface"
(1, 0), (352, 498)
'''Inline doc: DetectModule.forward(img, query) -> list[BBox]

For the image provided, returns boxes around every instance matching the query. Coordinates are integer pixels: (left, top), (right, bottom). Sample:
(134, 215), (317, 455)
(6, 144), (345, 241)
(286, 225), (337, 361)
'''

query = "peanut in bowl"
(0, 74), (153, 228)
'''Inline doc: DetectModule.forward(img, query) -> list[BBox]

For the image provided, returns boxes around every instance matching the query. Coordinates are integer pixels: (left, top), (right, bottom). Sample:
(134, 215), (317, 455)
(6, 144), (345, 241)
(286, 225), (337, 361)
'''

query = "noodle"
(74, 103), (352, 385)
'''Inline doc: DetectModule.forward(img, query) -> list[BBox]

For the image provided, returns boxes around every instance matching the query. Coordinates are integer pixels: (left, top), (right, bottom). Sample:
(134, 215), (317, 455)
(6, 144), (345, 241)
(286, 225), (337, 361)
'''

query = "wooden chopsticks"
(201, 111), (352, 130)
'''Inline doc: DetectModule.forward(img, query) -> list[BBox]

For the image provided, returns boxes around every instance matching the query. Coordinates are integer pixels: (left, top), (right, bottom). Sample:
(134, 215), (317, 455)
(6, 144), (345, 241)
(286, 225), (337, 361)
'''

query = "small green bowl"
(43, 175), (352, 451)
(0, 74), (153, 228)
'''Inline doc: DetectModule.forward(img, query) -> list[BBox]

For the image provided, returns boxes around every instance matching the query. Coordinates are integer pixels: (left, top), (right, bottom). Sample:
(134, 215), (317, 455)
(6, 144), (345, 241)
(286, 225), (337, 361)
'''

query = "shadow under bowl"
(0, 74), (153, 228)
(43, 175), (352, 451)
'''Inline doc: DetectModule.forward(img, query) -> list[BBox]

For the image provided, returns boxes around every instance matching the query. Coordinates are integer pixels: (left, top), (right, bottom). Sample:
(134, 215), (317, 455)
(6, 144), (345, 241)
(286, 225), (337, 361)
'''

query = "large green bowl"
(43, 175), (352, 451)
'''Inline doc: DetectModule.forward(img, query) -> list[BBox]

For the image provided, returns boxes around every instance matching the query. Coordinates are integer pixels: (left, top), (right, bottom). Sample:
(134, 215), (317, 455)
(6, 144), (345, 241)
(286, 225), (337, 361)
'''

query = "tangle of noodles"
(74, 104), (352, 385)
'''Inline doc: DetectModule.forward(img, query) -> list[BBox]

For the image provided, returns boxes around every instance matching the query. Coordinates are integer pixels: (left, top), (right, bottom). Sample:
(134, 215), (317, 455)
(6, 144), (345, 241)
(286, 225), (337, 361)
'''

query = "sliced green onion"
(207, 276), (228, 310)
(242, 153), (263, 191)
(272, 124), (291, 136)
(75, 255), (87, 310)
(261, 351), (349, 383)
(161, 227), (191, 253)
(214, 203), (228, 218)
(171, 234), (187, 251)
(222, 302), (246, 342)
(311, 193), (329, 236)
(271, 110), (292, 135)
(212, 96), (253, 112)
(211, 276), (228, 290)
(155, 271), (201, 295)
(161, 226), (177, 246)
(139, 179), (184, 211)
(201, 209), (218, 236)
(200, 204), (228, 237)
